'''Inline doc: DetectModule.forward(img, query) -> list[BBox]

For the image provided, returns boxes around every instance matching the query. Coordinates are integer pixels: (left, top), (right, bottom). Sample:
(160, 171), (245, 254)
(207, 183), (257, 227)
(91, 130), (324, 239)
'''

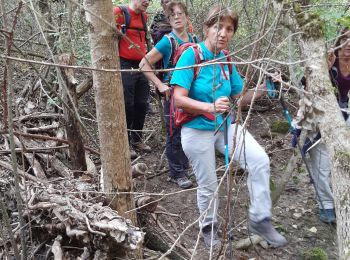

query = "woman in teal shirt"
(171, 5), (287, 249)
(139, 1), (195, 189)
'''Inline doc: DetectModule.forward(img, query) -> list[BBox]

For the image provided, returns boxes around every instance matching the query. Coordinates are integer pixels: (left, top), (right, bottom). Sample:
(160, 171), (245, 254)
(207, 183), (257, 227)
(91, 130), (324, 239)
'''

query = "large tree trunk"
(276, 1), (350, 258)
(84, 0), (141, 258)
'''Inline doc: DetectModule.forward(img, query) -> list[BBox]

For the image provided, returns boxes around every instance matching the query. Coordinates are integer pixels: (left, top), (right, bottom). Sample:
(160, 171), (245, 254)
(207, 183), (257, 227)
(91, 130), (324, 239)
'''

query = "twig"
(84, 216), (106, 236)
(2, 1), (28, 258)
(0, 198), (20, 260)
(151, 213), (192, 259)
(153, 211), (180, 218)
(157, 147), (166, 171)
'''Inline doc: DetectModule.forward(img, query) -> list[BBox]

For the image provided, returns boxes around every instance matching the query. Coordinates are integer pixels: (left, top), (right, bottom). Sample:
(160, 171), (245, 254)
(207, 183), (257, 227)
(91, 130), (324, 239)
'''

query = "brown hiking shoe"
(132, 141), (152, 153)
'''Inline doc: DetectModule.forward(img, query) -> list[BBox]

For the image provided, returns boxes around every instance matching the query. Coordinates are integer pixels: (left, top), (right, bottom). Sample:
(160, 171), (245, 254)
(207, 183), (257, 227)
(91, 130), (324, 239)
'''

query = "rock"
(293, 213), (302, 219)
(309, 227), (317, 233)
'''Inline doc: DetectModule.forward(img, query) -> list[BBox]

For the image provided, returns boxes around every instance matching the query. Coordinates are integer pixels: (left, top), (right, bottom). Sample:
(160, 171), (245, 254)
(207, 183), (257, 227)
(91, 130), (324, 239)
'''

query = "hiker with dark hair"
(297, 28), (350, 224)
(150, 0), (172, 45)
(170, 5), (287, 248)
(139, 1), (196, 189)
(114, 0), (152, 159)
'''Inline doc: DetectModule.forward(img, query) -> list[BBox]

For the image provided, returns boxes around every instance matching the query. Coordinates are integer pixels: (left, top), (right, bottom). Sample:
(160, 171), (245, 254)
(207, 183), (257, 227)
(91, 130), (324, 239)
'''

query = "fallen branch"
(0, 160), (47, 183)
(51, 235), (63, 260)
(0, 145), (69, 154)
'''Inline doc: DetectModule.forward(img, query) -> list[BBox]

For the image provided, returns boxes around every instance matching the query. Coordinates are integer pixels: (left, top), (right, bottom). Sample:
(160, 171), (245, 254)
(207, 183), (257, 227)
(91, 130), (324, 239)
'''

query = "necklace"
(339, 58), (350, 74)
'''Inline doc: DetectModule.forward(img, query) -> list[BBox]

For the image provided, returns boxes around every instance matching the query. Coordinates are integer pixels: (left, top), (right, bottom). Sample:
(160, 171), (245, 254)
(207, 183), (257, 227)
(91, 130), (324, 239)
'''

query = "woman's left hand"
(270, 71), (282, 84)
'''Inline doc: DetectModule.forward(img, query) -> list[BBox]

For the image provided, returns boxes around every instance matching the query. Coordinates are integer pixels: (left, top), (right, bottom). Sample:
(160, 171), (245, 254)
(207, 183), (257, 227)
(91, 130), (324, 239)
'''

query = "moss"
(292, 2), (325, 39)
(300, 247), (328, 260)
(270, 179), (276, 192)
(271, 120), (290, 134)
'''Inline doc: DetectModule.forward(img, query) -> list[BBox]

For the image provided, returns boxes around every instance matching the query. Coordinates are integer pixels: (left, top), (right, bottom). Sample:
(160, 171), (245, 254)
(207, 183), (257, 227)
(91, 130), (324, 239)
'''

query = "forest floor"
(133, 94), (338, 260)
(0, 83), (338, 259)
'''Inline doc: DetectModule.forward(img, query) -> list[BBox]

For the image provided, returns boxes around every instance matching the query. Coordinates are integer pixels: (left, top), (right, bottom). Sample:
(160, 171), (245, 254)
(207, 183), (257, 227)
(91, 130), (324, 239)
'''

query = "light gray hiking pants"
(181, 124), (272, 228)
(307, 119), (349, 210)
(308, 142), (334, 209)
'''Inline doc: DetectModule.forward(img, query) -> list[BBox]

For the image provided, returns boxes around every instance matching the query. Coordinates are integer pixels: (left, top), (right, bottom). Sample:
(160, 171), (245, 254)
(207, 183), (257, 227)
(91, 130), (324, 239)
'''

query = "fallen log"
(28, 182), (144, 251)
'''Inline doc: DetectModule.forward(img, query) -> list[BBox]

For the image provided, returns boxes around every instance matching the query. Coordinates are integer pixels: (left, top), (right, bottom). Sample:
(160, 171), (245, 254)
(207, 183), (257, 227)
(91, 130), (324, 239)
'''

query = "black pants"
(120, 58), (150, 142)
(163, 99), (189, 179)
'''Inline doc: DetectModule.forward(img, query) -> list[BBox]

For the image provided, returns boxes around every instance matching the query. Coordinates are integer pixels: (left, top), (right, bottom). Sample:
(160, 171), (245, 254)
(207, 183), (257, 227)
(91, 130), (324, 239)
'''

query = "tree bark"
(84, 0), (141, 258)
(275, 1), (350, 258)
(58, 54), (87, 171)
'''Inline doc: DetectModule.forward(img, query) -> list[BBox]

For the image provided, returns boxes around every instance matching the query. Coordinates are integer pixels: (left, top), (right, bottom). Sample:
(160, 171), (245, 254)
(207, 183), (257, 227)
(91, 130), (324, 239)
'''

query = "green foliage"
(292, 175), (299, 185)
(300, 247), (328, 260)
(337, 16), (350, 30)
(271, 120), (290, 134)
(270, 178), (276, 192)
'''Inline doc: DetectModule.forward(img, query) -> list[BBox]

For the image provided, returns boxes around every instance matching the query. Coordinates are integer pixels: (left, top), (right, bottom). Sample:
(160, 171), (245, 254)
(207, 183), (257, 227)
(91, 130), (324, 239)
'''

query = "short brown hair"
(203, 5), (239, 33)
(165, 1), (188, 19)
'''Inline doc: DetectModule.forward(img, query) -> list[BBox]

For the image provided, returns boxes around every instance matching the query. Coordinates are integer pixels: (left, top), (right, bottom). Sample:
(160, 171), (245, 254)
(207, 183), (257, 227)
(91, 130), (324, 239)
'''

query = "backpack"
(150, 12), (172, 45)
(170, 44), (233, 131)
(117, 6), (151, 51)
(155, 34), (199, 83)
(172, 43), (233, 81)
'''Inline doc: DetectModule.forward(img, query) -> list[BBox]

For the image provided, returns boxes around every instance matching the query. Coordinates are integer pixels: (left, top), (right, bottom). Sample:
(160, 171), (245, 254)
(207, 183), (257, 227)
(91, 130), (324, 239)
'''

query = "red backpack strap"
(191, 45), (204, 80)
(222, 49), (232, 75)
(172, 43), (204, 81)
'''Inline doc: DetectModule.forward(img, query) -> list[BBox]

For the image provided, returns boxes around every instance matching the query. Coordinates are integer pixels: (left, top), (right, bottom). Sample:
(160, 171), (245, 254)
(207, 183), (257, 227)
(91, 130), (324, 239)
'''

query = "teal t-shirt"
(170, 42), (243, 131)
(155, 32), (195, 82)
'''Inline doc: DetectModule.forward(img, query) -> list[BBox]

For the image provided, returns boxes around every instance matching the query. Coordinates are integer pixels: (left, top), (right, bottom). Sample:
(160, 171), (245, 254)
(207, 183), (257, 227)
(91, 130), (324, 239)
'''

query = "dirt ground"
(134, 96), (338, 260)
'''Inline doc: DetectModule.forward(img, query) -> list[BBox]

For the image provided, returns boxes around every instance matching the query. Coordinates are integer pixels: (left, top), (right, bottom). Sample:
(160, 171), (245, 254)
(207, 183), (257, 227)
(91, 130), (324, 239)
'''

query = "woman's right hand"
(157, 83), (171, 100)
(327, 51), (336, 69)
(209, 96), (230, 113)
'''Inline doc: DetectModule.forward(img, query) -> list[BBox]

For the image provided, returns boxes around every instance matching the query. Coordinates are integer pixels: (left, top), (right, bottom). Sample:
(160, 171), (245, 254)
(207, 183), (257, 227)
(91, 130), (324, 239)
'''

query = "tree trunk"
(84, 0), (142, 258)
(58, 54), (87, 171)
(276, 1), (350, 258)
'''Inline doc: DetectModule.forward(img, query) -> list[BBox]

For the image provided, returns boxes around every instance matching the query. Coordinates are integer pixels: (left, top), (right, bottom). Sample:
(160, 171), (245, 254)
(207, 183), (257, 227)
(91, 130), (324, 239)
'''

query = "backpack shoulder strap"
(140, 12), (148, 33)
(167, 34), (178, 67)
(119, 6), (130, 34)
(221, 49), (233, 77)
(191, 34), (199, 43)
(192, 44), (204, 80)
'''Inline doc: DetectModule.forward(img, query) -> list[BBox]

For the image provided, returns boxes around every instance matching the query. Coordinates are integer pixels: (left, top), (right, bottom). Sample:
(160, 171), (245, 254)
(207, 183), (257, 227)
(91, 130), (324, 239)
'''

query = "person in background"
(303, 27), (350, 224)
(139, 1), (195, 189)
(114, 0), (152, 159)
(170, 5), (287, 248)
(150, 0), (172, 44)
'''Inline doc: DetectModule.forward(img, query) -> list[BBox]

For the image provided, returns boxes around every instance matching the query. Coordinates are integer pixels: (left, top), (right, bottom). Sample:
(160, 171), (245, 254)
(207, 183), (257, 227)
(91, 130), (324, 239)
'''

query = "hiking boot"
(184, 169), (196, 181)
(248, 218), (287, 247)
(132, 141), (152, 153)
(319, 208), (336, 224)
(169, 176), (192, 189)
(130, 148), (137, 159)
(201, 225), (221, 249)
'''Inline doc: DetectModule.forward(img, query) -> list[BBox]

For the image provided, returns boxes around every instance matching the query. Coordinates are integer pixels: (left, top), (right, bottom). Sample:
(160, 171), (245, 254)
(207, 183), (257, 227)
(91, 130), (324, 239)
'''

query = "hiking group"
(114, 0), (350, 250)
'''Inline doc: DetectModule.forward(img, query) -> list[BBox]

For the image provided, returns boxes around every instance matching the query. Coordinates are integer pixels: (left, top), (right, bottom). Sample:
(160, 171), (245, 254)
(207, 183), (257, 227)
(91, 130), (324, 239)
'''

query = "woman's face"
(339, 31), (350, 58)
(168, 6), (187, 31)
(132, 0), (151, 13)
(205, 17), (234, 53)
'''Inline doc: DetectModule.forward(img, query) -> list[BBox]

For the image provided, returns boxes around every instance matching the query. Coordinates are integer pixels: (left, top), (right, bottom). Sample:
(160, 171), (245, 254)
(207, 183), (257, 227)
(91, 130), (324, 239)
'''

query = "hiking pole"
(223, 114), (235, 260)
(214, 106), (235, 259)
